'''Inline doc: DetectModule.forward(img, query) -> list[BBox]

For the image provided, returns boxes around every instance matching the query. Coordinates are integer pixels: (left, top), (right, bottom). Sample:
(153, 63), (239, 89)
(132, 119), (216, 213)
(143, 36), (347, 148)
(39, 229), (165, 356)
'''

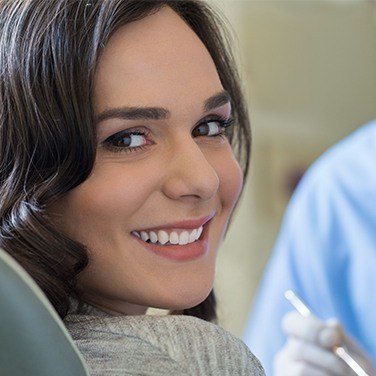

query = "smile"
(131, 215), (215, 261)
(132, 226), (204, 246)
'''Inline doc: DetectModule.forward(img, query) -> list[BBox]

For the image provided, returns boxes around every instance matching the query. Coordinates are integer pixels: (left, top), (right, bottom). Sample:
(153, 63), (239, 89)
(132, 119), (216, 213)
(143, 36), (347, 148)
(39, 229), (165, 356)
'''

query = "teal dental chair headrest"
(0, 247), (89, 376)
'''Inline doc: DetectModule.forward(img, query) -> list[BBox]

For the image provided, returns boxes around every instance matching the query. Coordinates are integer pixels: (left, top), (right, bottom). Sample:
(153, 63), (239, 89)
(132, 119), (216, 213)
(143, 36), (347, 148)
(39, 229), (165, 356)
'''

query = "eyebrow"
(95, 90), (231, 124)
(204, 90), (231, 112)
(96, 107), (170, 123)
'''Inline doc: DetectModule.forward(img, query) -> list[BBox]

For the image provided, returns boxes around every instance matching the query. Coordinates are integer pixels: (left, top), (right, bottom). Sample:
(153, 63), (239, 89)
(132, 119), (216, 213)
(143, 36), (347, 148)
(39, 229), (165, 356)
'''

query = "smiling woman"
(0, 0), (262, 374)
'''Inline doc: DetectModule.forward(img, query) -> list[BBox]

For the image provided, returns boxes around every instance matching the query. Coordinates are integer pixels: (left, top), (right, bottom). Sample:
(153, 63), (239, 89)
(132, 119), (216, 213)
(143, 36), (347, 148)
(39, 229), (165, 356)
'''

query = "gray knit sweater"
(64, 301), (265, 375)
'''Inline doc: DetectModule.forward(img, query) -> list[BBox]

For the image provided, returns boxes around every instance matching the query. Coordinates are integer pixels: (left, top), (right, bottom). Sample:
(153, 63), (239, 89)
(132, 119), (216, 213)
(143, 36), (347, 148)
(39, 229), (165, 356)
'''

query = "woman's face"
(54, 6), (243, 315)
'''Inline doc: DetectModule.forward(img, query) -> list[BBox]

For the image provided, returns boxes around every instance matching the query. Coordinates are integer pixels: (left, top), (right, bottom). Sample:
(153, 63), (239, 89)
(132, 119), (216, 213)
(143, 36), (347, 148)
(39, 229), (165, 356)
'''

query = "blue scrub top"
(243, 120), (376, 375)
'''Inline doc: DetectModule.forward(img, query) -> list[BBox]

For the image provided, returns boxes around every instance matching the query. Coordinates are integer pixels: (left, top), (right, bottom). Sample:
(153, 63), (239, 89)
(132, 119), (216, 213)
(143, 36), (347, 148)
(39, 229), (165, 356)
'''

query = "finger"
(284, 362), (337, 376)
(282, 312), (342, 348)
(275, 347), (340, 376)
(284, 338), (352, 376)
(330, 319), (366, 355)
(326, 319), (374, 374)
(282, 312), (324, 343)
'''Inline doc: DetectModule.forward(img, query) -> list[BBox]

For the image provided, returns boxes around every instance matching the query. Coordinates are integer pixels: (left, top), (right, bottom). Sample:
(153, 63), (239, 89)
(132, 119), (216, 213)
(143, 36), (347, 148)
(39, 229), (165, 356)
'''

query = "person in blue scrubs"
(243, 120), (376, 375)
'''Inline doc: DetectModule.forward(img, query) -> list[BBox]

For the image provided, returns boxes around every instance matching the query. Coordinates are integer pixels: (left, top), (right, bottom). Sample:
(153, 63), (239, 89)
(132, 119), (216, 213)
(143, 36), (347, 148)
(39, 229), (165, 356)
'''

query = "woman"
(0, 0), (263, 374)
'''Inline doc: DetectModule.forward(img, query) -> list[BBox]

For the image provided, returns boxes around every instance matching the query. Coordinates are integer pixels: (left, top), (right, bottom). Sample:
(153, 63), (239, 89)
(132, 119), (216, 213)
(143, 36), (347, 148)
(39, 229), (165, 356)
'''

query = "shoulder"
(299, 120), (376, 192)
(286, 120), (376, 217)
(271, 120), (376, 261)
(65, 313), (265, 376)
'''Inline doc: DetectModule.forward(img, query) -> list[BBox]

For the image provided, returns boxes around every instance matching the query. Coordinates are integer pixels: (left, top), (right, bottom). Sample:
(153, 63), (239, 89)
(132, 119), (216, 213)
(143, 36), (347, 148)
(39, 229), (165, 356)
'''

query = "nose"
(162, 140), (220, 202)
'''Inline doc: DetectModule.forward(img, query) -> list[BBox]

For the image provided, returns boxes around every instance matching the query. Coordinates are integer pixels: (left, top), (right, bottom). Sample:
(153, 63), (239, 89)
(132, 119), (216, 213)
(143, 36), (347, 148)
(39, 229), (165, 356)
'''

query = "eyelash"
(192, 116), (234, 138)
(102, 128), (152, 153)
(101, 115), (234, 154)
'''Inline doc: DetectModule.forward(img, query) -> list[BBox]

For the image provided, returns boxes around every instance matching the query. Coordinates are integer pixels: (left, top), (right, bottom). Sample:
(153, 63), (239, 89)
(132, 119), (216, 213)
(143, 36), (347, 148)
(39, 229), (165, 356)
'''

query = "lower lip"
(134, 225), (209, 262)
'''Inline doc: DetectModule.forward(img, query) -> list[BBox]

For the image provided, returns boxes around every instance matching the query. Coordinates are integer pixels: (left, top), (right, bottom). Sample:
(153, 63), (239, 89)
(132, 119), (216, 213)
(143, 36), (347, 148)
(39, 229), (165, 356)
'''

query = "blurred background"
(212, 0), (376, 337)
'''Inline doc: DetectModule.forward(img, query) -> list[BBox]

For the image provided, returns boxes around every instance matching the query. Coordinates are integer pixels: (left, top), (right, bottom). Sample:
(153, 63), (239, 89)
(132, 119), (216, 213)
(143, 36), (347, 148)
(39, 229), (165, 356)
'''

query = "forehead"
(93, 6), (223, 114)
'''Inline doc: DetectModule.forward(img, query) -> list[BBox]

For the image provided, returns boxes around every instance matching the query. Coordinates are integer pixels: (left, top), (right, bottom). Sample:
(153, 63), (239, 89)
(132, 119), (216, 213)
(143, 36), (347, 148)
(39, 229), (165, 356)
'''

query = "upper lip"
(133, 212), (215, 232)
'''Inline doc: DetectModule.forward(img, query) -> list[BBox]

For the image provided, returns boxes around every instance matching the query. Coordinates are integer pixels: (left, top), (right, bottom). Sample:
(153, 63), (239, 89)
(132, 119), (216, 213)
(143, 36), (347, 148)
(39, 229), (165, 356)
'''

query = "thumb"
(326, 318), (374, 375)
(318, 318), (344, 348)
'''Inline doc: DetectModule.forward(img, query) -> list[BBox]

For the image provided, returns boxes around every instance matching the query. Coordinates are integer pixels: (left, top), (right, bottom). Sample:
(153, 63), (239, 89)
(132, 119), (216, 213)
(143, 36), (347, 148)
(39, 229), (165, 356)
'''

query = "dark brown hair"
(0, 0), (251, 320)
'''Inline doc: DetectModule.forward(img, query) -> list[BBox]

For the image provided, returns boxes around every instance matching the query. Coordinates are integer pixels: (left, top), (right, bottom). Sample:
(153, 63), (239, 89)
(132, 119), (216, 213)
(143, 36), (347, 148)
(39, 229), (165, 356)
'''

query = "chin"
(155, 285), (213, 312)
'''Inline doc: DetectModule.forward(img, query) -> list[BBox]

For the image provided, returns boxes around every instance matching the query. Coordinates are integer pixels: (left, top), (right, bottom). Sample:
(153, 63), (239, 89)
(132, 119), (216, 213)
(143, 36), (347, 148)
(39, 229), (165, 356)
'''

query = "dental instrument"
(285, 290), (370, 376)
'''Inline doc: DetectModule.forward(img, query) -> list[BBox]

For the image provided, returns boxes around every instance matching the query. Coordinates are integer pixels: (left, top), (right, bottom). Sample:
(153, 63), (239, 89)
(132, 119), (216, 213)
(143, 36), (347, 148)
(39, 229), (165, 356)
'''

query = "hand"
(274, 311), (374, 376)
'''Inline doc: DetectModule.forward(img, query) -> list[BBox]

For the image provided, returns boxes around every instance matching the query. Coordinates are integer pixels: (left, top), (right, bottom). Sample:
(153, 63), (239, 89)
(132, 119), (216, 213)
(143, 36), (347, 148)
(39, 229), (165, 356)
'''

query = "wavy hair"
(0, 0), (251, 320)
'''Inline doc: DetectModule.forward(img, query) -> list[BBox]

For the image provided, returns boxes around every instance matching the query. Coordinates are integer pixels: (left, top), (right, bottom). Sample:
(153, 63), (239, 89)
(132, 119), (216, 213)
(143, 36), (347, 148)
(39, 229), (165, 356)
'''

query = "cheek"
(216, 151), (243, 212)
(57, 162), (160, 239)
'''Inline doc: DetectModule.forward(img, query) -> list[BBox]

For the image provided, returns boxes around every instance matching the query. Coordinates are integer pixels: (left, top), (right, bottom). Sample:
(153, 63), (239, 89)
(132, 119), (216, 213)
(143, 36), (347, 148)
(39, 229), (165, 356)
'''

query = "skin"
(52, 6), (243, 315)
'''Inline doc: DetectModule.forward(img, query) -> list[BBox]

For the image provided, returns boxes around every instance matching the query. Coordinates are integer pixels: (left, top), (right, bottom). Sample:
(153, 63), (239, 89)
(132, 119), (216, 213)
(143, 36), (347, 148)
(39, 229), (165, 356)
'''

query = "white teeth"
(158, 230), (169, 245)
(196, 226), (203, 239)
(169, 232), (179, 244)
(149, 231), (158, 244)
(135, 225), (204, 245)
(189, 229), (197, 243)
(179, 231), (189, 245)
(140, 231), (149, 242)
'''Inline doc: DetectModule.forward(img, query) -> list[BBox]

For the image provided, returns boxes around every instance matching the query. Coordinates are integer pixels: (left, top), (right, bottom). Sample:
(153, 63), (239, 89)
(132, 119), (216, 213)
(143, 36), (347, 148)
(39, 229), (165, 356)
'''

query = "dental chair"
(0, 247), (89, 376)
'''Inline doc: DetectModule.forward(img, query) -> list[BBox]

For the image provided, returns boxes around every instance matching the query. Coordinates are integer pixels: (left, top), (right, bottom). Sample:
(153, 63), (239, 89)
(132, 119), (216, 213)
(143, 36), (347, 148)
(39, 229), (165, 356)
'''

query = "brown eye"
(113, 134), (146, 148)
(103, 129), (151, 153)
(192, 121), (221, 137)
(110, 134), (132, 147)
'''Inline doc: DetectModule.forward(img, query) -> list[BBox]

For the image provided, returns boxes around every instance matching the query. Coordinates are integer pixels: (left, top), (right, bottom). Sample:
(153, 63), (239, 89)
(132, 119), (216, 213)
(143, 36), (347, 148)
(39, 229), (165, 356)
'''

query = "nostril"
(162, 176), (218, 201)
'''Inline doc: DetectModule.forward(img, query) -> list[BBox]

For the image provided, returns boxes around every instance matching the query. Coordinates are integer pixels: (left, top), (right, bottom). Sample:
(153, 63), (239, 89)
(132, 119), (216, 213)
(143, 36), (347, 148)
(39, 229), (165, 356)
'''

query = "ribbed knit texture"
(64, 301), (265, 375)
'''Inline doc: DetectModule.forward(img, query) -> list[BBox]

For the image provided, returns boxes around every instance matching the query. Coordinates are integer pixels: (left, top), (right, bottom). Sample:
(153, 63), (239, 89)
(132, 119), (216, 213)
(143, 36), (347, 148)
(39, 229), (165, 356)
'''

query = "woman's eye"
(192, 118), (234, 138)
(102, 130), (150, 152)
